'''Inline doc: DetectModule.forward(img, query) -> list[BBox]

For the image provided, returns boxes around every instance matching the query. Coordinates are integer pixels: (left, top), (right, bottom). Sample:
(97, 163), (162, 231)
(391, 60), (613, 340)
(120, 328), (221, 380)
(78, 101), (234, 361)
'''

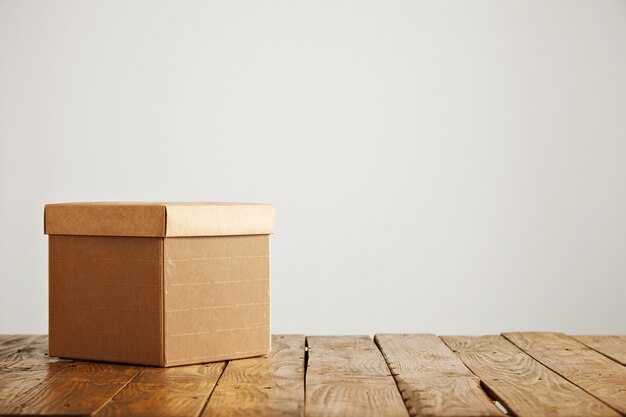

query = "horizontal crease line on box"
(166, 350), (269, 365)
(50, 305), (160, 313)
(165, 255), (269, 262)
(50, 257), (160, 263)
(168, 279), (269, 286)
(49, 328), (161, 337)
(51, 280), (159, 288)
(165, 302), (269, 312)
(170, 325), (269, 337)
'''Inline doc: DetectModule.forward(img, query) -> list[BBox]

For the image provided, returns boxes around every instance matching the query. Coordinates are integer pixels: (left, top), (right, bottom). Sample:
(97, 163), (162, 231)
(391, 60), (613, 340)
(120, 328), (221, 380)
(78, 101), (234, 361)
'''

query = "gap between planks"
(442, 335), (621, 417)
(1, 334), (625, 417)
(0, 335), (140, 416)
(201, 334), (305, 417)
(96, 335), (305, 417)
(573, 335), (626, 367)
(503, 332), (626, 416)
(375, 334), (503, 417)
(94, 361), (226, 417)
(0, 335), (305, 417)
(305, 336), (409, 417)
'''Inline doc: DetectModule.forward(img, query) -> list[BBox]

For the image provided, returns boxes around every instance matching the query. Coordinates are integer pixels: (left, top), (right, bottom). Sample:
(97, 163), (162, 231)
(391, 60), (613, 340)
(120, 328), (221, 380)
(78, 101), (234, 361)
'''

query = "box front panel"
(164, 235), (270, 366)
(49, 235), (163, 365)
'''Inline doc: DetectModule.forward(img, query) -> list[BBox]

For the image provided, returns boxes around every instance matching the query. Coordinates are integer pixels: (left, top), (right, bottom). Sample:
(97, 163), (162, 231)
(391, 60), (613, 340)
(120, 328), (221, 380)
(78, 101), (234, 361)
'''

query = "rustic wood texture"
(574, 335), (626, 366)
(0, 335), (45, 362)
(202, 335), (305, 417)
(503, 332), (626, 415)
(1, 360), (139, 416)
(1, 334), (625, 416)
(0, 336), (57, 413)
(306, 336), (409, 417)
(95, 363), (225, 417)
(0, 336), (54, 376)
(375, 334), (502, 417)
(0, 335), (141, 416)
(442, 335), (620, 417)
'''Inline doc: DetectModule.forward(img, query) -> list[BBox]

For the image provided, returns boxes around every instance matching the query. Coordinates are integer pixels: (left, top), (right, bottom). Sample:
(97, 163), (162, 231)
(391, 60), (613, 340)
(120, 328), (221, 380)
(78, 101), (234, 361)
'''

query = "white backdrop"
(1, 0), (625, 335)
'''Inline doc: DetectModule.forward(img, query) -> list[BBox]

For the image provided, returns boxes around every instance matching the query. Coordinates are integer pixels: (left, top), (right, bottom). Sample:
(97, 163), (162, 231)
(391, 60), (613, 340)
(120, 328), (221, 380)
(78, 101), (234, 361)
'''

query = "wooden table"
(1, 333), (625, 417)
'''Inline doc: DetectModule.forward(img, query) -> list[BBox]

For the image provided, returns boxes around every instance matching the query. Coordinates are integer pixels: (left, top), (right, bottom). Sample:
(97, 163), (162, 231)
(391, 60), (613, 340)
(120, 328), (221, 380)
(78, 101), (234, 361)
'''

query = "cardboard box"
(44, 202), (274, 367)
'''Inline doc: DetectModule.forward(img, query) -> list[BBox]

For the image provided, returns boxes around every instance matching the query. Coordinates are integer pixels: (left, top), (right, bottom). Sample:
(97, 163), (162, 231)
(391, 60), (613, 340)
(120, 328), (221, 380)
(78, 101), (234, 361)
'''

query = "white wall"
(1, 0), (625, 335)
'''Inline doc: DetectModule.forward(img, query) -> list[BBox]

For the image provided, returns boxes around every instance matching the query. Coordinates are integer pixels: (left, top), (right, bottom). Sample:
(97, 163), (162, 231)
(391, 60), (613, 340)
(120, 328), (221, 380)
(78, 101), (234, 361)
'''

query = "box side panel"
(164, 204), (274, 237)
(49, 235), (163, 365)
(45, 204), (166, 237)
(164, 235), (270, 366)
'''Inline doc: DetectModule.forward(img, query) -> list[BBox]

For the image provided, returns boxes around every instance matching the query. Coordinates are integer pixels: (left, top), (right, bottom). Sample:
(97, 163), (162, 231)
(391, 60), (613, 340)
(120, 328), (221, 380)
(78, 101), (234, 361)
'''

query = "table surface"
(0, 333), (625, 417)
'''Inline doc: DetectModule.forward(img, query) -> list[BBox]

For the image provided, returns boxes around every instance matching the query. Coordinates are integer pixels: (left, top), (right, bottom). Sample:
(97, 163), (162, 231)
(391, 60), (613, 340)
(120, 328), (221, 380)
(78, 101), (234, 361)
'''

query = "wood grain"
(202, 335), (305, 417)
(375, 334), (502, 417)
(574, 335), (626, 366)
(95, 363), (225, 417)
(2, 333), (625, 417)
(0, 335), (43, 358)
(306, 336), (409, 417)
(1, 360), (140, 416)
(442, 335), (620, 417)
(503, 332), (626, 415)
(0, 335), (61, 369)
(0, 335), (75, 415)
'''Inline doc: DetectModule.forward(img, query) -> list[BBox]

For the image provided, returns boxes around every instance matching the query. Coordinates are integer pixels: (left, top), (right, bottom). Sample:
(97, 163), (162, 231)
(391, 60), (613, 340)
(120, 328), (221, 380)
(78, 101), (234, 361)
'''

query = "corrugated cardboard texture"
(49, 235), (164, 365)
(46, 202), (273, 366)
(45, 204), (166, 237)
(165, 203), (274, 237)
(44, 202), (274, 237)
(163, 235), (270, 366)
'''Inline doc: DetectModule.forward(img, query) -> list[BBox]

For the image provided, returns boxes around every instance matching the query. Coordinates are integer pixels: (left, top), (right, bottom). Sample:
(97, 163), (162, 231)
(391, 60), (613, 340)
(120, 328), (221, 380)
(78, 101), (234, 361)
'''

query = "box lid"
(44, 202), (274, 237)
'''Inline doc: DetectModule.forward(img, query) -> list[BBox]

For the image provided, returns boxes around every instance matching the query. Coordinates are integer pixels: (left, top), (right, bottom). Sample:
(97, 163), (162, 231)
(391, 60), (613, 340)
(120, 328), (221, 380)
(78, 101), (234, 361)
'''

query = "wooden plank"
(0, 360), (140, 416)
(442, 335), (620, 417)
(306, 336), (409, 417)
(0, 335), (74, 414)
(375, 334), (502, 417)
(0, 335), (141, 416)
(503, 332), (626, 415)
(0, 335), (59, 369)
(96, 363), (225, 417)
(574, 335), (626, 366)
(0, 335), (43, 358)
(201, 334), (305, 417)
